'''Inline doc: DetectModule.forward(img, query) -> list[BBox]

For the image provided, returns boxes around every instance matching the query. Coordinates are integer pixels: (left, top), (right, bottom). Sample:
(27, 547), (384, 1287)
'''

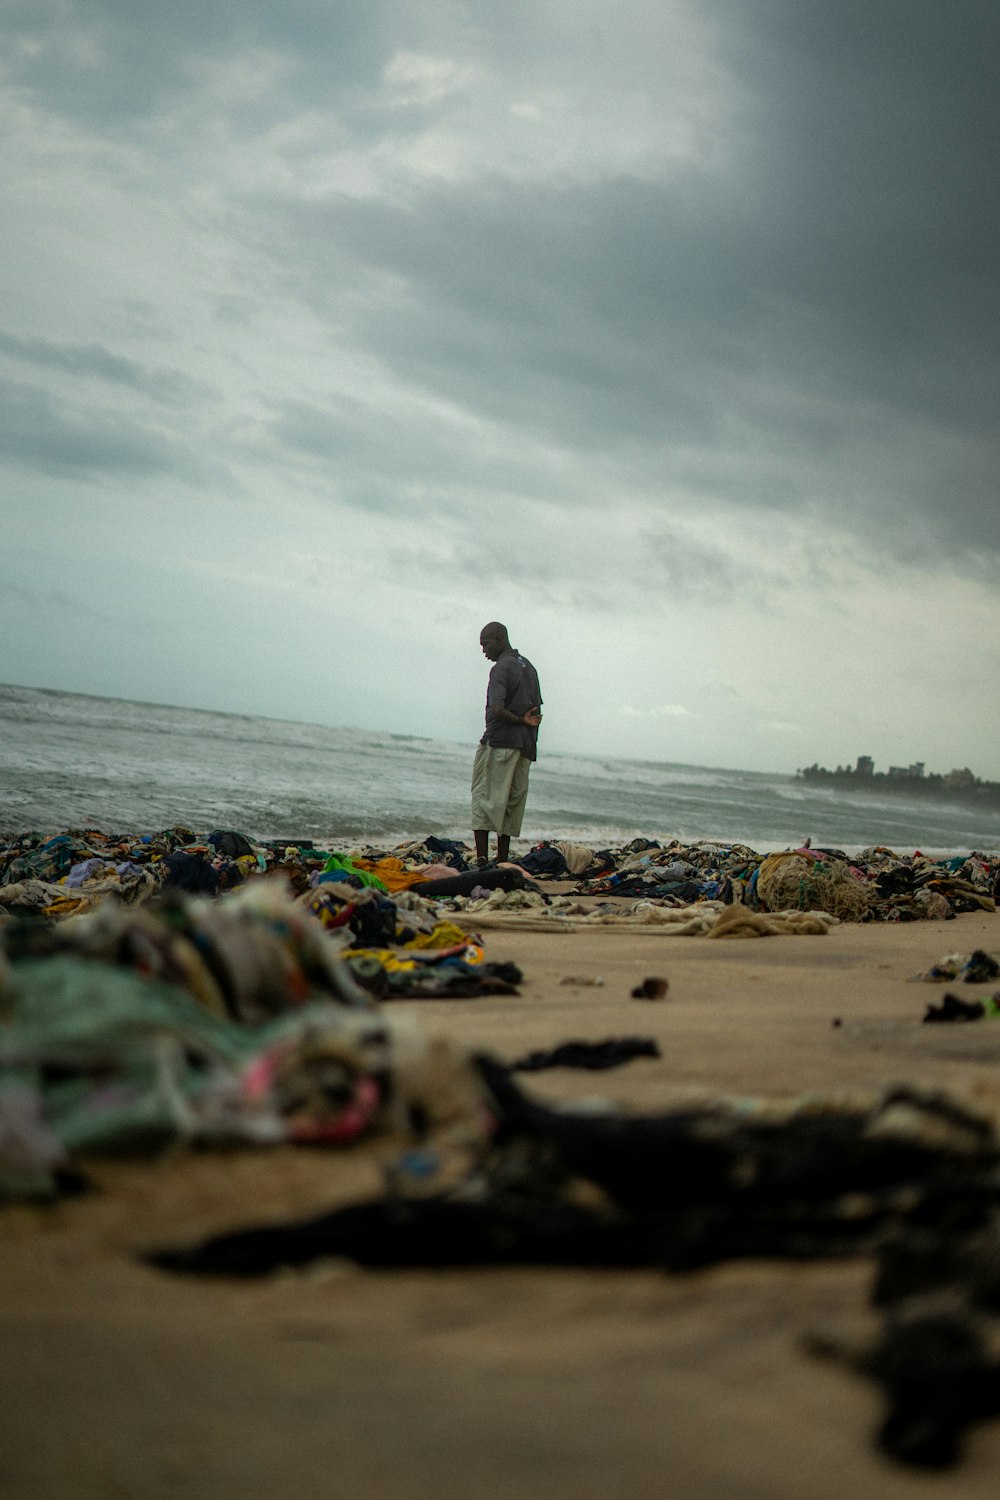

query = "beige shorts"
(470, 743), (531, 835)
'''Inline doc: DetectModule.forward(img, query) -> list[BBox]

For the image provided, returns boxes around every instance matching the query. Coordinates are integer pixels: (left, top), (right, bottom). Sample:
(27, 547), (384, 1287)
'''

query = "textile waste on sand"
(3, 822), (1000, 1469)
(3, 827), (997, 926)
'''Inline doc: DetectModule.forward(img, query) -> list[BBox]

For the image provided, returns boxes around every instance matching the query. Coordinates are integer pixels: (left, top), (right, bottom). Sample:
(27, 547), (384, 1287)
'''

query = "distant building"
(908, 762), (925, 778)
(855, 755), (874, 777)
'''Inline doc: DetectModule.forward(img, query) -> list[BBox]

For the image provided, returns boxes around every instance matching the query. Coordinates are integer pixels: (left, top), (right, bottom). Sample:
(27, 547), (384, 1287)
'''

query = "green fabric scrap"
(321, 854), (388, 891)
(0, 957), (358, 1163)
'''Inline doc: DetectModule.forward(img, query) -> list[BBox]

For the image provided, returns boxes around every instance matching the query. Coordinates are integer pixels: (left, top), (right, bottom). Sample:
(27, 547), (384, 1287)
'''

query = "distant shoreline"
(796, 765), (1000, 813)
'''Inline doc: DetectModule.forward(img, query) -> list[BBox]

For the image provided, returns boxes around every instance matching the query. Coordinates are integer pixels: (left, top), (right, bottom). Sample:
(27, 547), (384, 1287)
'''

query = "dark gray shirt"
(481, 648), (542, 761)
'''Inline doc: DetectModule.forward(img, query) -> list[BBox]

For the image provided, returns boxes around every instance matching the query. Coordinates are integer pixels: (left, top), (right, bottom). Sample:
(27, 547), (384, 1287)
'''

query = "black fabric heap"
(510, 1038), (661, 1072)
(146, 1067), (1000, 1467)
(149, 1071), (998, 1274)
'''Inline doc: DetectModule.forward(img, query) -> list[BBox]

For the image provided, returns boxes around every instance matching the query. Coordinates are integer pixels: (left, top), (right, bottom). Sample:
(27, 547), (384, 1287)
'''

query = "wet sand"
(4, 906), (1000, 1498)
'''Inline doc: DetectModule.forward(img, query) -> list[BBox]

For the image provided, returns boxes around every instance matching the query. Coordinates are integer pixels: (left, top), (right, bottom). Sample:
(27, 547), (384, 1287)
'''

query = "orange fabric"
(351, 856), (437, 893)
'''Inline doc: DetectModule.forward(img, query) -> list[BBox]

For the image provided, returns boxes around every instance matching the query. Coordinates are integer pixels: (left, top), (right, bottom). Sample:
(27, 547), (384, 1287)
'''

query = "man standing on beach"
(472, 622), (542, 867)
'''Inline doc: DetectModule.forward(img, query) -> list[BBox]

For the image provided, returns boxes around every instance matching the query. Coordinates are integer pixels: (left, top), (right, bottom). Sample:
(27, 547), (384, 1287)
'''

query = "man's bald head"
(480, 622), (510, 661)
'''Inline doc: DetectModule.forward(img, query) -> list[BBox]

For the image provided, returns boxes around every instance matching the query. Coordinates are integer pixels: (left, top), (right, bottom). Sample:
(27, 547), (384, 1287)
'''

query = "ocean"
(2, 682), (999, 856)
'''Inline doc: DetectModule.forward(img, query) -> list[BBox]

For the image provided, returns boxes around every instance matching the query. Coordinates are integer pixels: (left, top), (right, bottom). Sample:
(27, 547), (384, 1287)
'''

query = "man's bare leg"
(474, 829), (490, 865)
(497, 835), (510, 862)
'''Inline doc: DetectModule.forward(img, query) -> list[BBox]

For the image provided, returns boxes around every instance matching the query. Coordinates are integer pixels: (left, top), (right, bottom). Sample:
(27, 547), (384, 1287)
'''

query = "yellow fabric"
(347, 949), (420, 973)
(42, 896), (90, 917)
(405, 922), (469, 951)
(349, 936), (485, 971)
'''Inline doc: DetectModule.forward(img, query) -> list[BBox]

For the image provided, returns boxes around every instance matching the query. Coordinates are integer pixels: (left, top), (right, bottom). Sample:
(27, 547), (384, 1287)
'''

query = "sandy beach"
(4, 895), (1000, 1499)
(5, 0), (999, 1488)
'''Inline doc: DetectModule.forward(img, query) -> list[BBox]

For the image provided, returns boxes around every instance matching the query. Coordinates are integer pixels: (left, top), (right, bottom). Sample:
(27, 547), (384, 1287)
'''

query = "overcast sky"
(3, 1), (998, 777)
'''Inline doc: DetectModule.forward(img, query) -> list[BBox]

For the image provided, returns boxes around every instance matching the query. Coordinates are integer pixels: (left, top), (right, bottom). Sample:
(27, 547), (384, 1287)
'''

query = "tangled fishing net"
(756, 852), (874, 922)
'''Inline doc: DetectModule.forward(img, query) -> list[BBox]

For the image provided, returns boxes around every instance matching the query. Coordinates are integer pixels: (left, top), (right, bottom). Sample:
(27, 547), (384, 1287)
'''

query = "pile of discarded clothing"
(0, 881), (499, 1204)
(298, 857), (527, 998)
(4, 826), (996, 926)
(514, 838), (998, 922)
(0, 827), (534, 921)
(0, 825), (282, 916)
(913, 949), (1000, 1023)
(2, 855), (526, 1004)
(0, 826), (542, 1008)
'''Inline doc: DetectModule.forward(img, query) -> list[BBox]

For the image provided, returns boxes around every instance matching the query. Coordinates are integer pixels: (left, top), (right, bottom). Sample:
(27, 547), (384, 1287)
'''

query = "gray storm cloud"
(1, 0), (998, 773)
